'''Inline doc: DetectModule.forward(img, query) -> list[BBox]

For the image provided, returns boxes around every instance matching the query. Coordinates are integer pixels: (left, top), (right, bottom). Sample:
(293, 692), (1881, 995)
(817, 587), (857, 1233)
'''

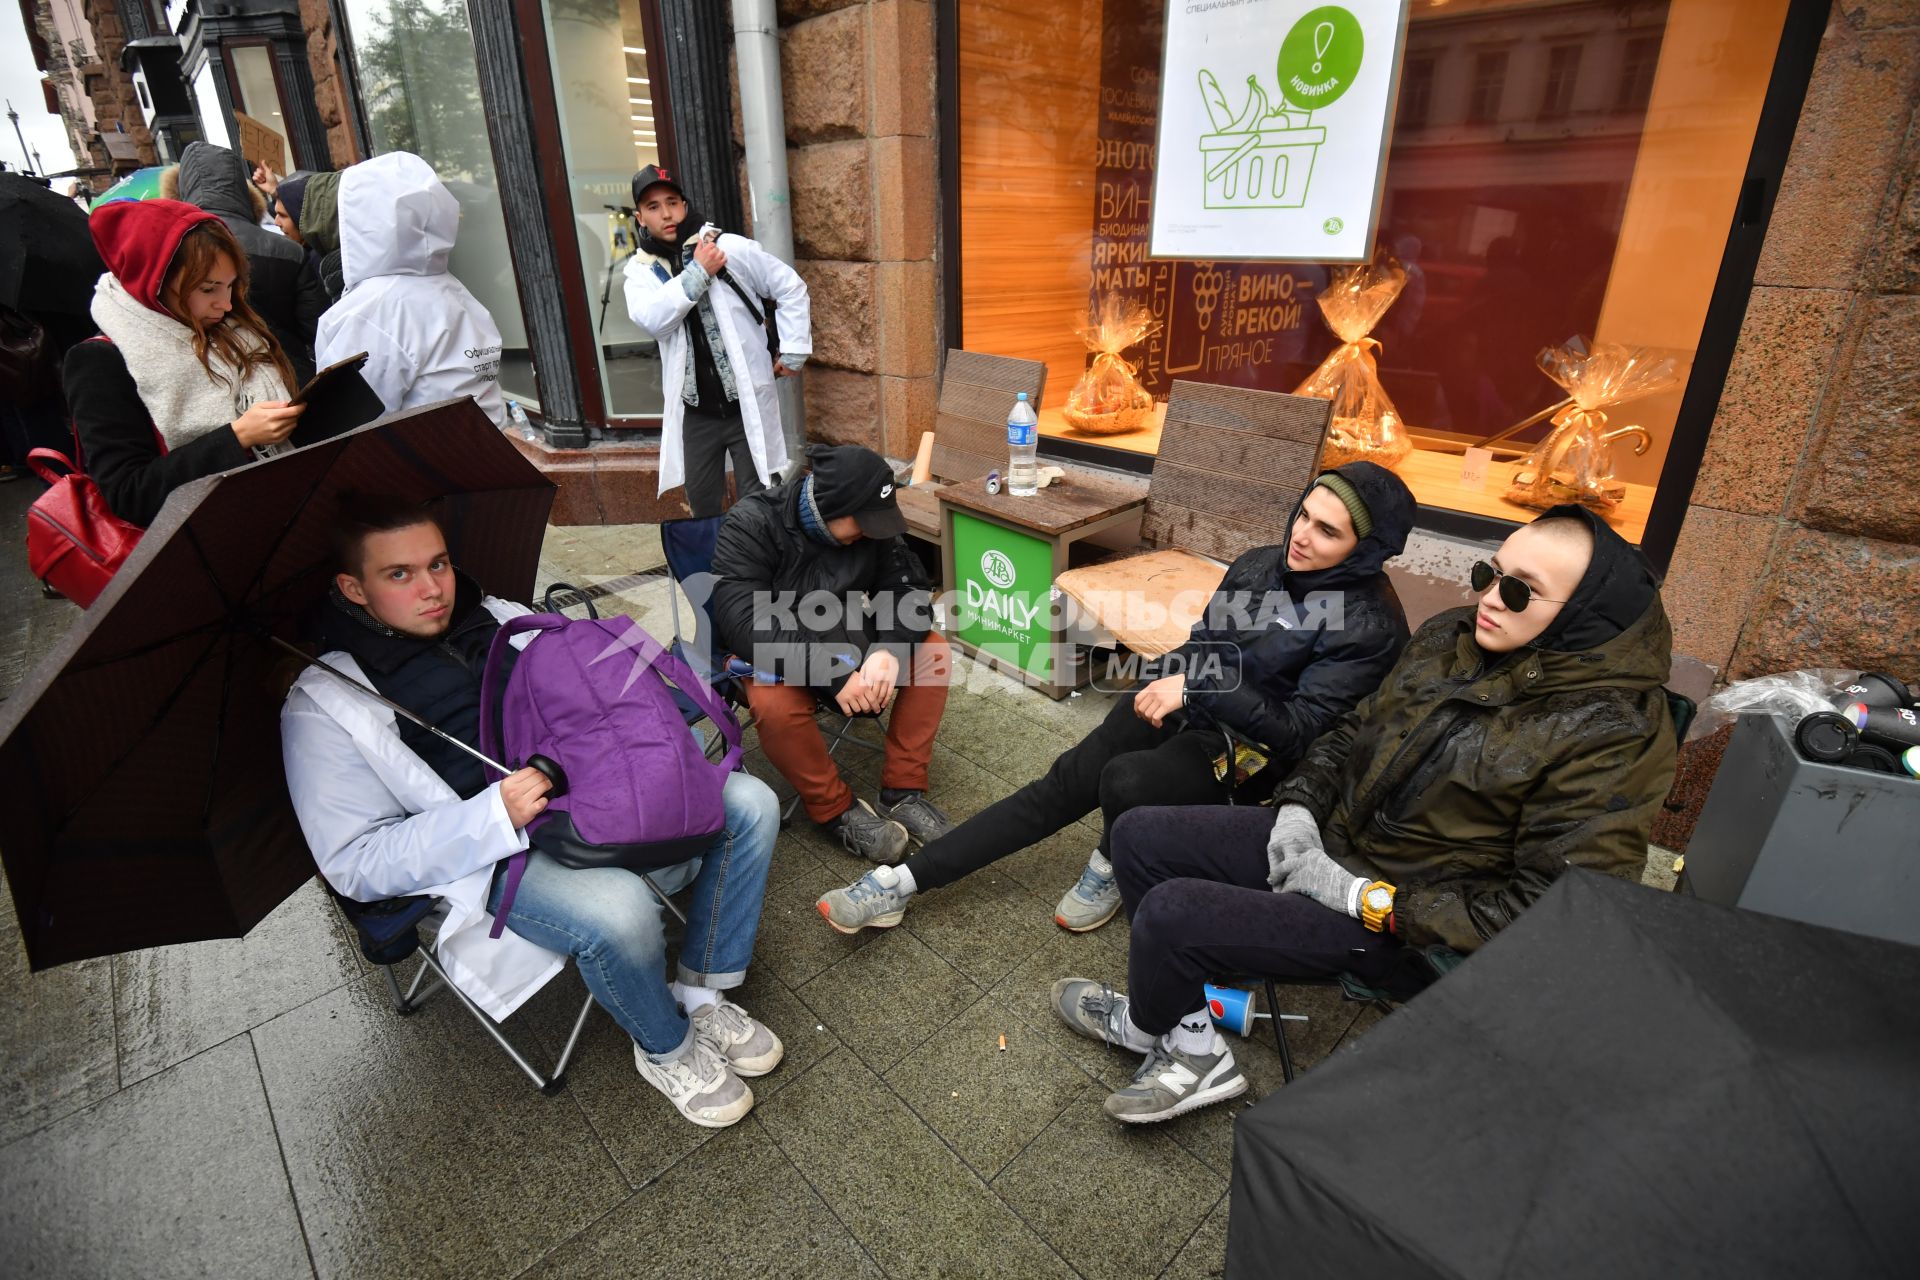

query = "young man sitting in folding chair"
(711, 444), (954, 862)
(1052, 507), (1679, 1125)
(280, 494), (784, 1129)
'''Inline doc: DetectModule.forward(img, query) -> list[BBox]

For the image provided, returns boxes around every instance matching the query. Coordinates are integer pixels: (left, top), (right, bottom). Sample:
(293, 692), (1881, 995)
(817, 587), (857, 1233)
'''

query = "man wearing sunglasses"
(1051, 505), (1677, 1124)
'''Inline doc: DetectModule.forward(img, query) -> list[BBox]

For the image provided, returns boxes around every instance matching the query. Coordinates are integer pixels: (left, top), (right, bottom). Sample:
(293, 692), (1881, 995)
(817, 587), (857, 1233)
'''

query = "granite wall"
(774, 0), (941, 460)
(1664, 1), (1920, 685)
(298, 0), (362, 170)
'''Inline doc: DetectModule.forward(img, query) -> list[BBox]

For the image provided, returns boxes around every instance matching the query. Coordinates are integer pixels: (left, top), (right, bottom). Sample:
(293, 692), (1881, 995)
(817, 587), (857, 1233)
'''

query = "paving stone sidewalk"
(0, 483), (1670, 1279)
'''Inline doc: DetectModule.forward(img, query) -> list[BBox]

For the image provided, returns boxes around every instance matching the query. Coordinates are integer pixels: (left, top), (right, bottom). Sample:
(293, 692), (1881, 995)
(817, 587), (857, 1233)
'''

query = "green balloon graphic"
(1277, 6), (1364, 110)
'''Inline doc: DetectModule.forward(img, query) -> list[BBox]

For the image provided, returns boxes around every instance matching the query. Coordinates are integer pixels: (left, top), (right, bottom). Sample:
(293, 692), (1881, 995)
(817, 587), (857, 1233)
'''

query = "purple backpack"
(480, 613), (743, 934)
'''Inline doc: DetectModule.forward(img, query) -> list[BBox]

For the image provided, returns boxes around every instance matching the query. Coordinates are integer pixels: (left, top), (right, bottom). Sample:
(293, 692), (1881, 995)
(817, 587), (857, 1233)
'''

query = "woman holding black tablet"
(64, 199), (304, 527)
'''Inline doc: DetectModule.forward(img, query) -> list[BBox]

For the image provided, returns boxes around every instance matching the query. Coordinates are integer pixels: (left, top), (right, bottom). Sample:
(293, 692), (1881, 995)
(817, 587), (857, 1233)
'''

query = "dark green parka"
(1270, 506), (1677, 954)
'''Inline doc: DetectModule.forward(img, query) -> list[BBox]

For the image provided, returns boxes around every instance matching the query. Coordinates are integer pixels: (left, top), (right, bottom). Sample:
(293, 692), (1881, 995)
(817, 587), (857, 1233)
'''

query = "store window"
(336, 0), (539, 410)
(957, 0), (1792, 543)
(225, 43), (292, 172)
(540, 0), (667, 422)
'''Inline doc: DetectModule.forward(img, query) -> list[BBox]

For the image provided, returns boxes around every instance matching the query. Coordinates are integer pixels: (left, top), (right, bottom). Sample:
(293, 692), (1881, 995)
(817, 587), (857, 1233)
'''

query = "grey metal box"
(1687, 712), (1920, 946)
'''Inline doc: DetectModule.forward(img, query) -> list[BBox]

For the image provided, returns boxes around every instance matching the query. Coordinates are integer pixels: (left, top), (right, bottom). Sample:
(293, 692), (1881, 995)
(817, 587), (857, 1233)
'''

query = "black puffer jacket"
(711, 473), (933, 695)
(1167, 460), (1416, 766)
(168, 142), (325, 382)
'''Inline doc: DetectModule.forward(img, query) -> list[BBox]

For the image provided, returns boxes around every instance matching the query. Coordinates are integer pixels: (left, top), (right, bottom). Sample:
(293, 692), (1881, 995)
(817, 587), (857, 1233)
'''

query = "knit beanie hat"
(1311, 471), (1374, 539)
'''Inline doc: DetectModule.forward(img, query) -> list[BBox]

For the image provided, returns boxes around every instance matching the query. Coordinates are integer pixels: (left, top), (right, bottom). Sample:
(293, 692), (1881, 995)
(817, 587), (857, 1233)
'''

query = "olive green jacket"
(1271, 600), (1677, 954)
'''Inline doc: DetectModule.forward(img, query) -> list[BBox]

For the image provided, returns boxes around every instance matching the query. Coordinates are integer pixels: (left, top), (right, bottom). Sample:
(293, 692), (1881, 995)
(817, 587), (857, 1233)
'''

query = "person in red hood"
(62, 198), (304, 527)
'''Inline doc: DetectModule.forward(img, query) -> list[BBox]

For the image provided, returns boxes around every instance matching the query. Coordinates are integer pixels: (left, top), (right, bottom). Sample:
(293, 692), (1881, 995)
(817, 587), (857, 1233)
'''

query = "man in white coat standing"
(624, 164), (811, 516)
(280, 494), (784, 1128)
(315, 152), (508, 427)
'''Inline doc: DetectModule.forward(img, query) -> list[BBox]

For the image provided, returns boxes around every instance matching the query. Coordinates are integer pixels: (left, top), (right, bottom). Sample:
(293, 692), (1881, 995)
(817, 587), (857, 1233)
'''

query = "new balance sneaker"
(1102, 1041), (1248, 1125)
(634, 1036), (754, 1128)
(690, 996), (785, 1077)
(876, 790), (954, 844)
(826, 799), (911, 864)
(1054, 852), (1121, 932)
(1050, 977), (1154, 1052)
(816, 865), (913, 934)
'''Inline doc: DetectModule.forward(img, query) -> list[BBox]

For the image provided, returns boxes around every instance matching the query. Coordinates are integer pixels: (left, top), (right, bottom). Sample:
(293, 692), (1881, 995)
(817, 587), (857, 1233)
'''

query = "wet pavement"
(0, 479), (1678, 1278)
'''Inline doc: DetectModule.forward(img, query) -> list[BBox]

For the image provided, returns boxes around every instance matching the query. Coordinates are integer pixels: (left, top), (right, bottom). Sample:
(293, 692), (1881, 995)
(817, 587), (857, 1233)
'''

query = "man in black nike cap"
(711, 445), (954, 862)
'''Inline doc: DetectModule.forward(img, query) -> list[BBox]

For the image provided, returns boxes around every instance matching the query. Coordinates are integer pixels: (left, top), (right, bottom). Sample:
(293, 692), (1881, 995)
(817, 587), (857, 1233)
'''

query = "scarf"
(796, 475), (840, 547)
(89, 272), (292, 452)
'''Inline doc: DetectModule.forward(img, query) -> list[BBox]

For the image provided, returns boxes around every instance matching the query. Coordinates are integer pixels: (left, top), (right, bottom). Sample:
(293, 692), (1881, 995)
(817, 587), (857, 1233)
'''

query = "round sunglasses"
(1470, 560), (1568, 612)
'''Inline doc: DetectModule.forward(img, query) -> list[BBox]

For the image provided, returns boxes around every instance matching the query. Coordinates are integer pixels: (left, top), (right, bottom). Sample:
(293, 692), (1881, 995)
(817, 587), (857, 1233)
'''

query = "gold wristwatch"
(1358, 881), (1395, 933)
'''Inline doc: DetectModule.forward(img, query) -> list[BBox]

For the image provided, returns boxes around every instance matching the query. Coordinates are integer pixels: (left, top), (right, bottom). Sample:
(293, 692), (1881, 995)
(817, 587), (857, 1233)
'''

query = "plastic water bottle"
(1007, 392), (1038, 496)
(505, 398), (534, 440)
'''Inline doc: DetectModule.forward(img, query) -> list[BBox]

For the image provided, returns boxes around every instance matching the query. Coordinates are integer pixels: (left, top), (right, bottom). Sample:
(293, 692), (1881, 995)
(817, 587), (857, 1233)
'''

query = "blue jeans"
(485, 771), (780, 1055)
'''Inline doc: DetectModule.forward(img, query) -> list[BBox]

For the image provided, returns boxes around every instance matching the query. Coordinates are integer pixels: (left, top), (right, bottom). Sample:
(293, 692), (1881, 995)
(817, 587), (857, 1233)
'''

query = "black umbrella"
(0, 399), (554, 970)
(1226, 870), (1919, 1279)
(0, 173), (104, 320)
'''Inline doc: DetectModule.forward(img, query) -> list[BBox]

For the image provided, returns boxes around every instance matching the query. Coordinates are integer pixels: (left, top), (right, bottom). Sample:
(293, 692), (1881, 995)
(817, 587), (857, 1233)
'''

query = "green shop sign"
(950, 512), (1055, 681)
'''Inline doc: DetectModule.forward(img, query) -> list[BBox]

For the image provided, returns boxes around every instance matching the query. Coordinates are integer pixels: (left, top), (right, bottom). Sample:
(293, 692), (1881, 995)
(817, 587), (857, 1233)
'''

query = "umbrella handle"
(524, 753), (569, 799)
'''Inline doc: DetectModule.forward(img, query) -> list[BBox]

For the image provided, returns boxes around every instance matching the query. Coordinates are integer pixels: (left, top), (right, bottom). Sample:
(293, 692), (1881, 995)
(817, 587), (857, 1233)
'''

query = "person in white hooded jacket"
(314, 152), (506, 427)
(281, 495), (786, 1127)
(624, 164), (810, 515)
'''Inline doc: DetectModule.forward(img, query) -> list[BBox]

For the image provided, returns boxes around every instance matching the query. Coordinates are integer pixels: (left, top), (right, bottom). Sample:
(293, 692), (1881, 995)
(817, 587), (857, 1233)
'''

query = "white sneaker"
(690, 996), (785, 1077)
(634, 1035), (754, 1128)
(1103, 1040), (1248, 1125)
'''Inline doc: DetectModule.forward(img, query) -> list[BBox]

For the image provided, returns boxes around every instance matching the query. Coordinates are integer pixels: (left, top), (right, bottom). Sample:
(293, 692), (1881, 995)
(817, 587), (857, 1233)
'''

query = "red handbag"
(25, 446), (149, 608)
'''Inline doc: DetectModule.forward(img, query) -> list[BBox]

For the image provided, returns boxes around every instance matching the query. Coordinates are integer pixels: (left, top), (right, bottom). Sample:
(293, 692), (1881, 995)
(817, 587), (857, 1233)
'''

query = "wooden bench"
(1053, 381), (1331, 659)
(898, 349), (1048, 546)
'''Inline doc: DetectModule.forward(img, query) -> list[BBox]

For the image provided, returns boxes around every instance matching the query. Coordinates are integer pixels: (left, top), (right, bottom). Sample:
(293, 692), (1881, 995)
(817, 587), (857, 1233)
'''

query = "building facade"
(23, 0), (1919, 682)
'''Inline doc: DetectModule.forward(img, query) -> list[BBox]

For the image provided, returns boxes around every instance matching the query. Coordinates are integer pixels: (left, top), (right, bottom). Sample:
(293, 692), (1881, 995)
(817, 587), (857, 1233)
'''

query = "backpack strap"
(716, 269), (767, 328)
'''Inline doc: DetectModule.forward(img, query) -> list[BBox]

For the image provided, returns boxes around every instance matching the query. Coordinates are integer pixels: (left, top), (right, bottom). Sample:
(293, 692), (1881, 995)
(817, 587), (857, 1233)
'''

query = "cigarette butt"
(998, 1033), (1007, 1051)
(951, 1091), (959, 1098)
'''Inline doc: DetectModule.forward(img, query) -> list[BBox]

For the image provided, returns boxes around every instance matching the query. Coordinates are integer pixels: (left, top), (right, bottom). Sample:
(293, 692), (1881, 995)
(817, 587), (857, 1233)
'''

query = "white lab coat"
(316, 152), (507, 427)
(279, 598), (557, 1019)
(624, 234), (810, 496)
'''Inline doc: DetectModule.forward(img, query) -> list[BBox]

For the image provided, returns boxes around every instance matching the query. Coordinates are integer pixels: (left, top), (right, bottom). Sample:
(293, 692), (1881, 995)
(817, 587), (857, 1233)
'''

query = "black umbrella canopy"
(0, 399), (555, 970)
(1226, 870), (1920, 1280)
(0, 173), (104, 320)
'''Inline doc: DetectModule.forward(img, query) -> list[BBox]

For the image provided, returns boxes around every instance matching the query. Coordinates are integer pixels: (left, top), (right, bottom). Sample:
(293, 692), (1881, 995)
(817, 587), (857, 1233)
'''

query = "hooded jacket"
(164, 142), (325, 382)
(63, 198), (292, 526)
(313, 153), (506, 427)
(710, 458), (933, 695)
(1170, 461), (1415, 768)
(294, 171), (344, 302)
(1271, 506), (1677, 954)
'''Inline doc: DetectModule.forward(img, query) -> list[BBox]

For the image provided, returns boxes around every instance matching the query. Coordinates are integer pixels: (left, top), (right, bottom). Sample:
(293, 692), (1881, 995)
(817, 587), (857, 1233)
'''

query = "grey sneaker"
(1050, 977), (1154, 1052)
(634, 1036), (754, 1128)
(1104, 1040), (1248, 1125)
(875, 791), (954, 844)
(816, 866), (912, 934)
(1054, 852), (1121, 932)
(826, 799), (910, 864)
(690, 996), (785, 1077)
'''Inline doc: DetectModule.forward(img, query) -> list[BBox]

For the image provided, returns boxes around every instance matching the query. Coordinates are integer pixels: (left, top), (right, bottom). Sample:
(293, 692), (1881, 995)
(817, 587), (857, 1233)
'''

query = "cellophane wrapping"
(1064, 297), (1160, 436)
(1507, 337), (1685, 512)
(1295, 255), (1410, 469)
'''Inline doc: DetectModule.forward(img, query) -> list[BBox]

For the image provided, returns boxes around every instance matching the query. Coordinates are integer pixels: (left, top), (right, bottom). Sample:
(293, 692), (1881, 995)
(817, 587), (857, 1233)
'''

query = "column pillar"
(658, 0), (744, 229)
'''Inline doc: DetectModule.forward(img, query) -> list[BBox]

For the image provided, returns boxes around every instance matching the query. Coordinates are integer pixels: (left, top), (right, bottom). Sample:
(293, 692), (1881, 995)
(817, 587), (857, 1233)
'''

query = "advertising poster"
(1093, 8), (1334, 397)
(1150, 1), (1410, 262)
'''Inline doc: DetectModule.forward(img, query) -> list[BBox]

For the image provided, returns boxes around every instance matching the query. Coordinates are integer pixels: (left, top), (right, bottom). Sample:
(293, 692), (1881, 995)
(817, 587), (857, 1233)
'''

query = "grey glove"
(1267, 805), (1366, 915)
(1265, 804), (1325, 889)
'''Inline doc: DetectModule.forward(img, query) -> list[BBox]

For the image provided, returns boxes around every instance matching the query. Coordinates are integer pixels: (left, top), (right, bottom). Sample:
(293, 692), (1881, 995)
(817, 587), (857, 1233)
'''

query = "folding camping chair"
(658, 514), (884, 823)
(334, 889), (595, 1095)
